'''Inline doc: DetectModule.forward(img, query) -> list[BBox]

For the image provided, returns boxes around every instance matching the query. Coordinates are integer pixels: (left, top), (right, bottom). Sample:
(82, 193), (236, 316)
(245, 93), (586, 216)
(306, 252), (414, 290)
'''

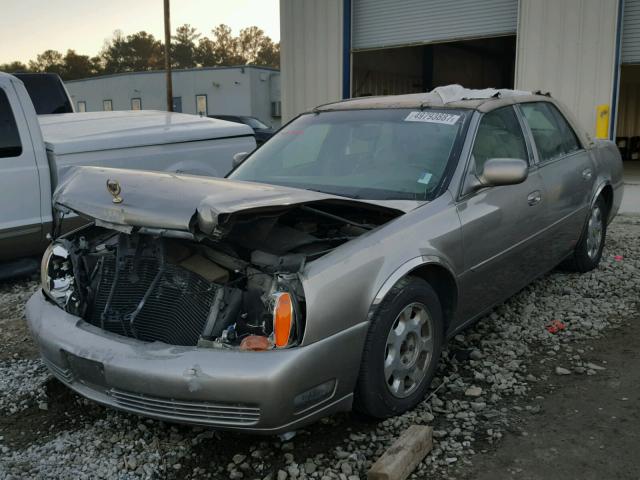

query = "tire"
(566, 196), (608, 273)
(354, 276), (444, 418)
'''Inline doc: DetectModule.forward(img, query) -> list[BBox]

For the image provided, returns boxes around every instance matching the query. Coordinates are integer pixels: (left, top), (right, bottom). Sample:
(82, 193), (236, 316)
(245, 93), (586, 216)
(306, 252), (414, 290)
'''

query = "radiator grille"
(109, 389), (261, 426)
(87, 255), (217, 346)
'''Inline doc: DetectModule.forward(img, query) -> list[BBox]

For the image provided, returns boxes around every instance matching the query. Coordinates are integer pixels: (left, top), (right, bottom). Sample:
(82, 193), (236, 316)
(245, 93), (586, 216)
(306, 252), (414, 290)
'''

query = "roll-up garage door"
(352, 0), (519, 51)
(623, 0), (640, 64)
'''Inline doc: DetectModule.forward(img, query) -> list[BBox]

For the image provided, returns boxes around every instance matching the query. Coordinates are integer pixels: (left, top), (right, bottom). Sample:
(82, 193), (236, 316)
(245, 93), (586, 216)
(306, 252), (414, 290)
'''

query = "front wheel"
(354, 277), (444, 418)
(566, 196), (607, 272)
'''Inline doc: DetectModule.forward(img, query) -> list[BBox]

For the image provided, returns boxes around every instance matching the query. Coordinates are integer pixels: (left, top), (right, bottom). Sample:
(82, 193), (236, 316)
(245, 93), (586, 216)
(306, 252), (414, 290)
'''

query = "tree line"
(0, 24), (279, 81)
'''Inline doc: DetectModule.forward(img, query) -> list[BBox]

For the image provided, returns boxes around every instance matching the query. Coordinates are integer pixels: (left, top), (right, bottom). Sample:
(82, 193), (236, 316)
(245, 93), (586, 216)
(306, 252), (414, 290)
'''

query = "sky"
(0, 0), (280, 64)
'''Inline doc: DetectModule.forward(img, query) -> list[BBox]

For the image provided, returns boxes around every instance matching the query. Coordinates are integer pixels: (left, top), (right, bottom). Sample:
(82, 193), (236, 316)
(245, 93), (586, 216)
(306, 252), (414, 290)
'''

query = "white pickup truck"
(0, 72), (255, 278)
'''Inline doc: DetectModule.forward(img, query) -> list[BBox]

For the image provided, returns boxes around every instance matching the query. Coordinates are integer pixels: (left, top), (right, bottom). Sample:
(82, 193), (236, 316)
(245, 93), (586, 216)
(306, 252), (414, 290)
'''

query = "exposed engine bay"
(43, 202), (400, 349)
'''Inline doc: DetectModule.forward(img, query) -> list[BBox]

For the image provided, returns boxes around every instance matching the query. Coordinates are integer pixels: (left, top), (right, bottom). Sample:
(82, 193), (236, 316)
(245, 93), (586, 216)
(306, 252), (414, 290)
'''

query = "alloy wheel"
(384, 302), (434, 398)
(586, 204), (603, 260)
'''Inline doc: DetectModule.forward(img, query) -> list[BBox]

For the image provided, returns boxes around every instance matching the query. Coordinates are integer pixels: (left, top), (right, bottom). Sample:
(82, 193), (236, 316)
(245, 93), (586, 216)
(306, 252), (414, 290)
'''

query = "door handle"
(582, 168), (592, 181)
(527, 190), (542, 206)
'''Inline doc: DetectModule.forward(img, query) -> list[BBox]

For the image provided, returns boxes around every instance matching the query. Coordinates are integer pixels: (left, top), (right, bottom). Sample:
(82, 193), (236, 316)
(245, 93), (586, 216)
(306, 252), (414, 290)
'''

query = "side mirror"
(478, 158), (528, 187)
(232, 152), (249, 168)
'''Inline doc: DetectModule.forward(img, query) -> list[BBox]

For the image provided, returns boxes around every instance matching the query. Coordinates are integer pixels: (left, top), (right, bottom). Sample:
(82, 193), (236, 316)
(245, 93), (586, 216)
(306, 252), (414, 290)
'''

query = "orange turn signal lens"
(273, 292), (294, 348)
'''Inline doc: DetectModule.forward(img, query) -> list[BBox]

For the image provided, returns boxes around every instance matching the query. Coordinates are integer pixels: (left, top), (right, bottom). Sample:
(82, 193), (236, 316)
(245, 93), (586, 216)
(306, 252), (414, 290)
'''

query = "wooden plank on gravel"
(367, 425), (433, 480)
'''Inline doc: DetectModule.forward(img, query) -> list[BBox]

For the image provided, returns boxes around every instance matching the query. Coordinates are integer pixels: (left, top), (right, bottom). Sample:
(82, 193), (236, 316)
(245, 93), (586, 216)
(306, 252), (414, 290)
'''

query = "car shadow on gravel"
(0, 278), (39, 361)
(0, 377), (107, 450)
(459, 315), (640, 480)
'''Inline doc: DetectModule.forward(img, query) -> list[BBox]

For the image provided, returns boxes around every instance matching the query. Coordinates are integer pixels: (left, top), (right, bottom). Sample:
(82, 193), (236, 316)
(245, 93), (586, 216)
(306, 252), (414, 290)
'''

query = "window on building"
(103, 99), (113, 111)
(471, 106), (528, 175)
(77, 101), (87, 112)
(172, 97), (182, 113)
(520, 102), (581, 163)
(131, 98), (142, 111)
(0, 88), (23, 158)
(196, 94), (207, 115)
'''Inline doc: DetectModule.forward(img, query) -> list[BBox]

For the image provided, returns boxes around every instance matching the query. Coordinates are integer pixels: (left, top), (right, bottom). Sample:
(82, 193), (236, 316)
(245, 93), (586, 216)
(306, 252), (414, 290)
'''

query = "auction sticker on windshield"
(404, 111), (460, 125)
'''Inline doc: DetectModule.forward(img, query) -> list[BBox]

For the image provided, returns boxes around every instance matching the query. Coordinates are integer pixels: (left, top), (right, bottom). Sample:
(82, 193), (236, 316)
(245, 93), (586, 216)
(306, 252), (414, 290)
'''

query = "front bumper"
(26, 292), (368, 434)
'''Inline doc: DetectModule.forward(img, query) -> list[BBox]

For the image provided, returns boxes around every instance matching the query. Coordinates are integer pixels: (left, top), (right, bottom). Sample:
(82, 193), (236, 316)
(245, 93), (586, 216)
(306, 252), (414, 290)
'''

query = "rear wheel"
(354, 276), (444, 418)
(566, 196), (607, 272)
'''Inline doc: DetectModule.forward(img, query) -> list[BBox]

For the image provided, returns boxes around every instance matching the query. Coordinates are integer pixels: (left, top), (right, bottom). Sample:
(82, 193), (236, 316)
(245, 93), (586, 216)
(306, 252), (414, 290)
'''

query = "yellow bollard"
(595, 104), (610, 139)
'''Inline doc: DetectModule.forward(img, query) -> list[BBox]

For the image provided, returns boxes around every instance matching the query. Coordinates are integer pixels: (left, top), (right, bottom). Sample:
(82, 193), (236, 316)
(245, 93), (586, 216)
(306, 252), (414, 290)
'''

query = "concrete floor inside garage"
(621, 161), (640, 214)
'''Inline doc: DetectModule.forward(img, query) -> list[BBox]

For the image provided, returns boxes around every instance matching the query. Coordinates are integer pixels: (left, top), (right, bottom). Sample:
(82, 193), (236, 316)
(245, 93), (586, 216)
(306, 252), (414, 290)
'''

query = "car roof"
(313, 84), (554, 114)
(313, 84), (593, 149)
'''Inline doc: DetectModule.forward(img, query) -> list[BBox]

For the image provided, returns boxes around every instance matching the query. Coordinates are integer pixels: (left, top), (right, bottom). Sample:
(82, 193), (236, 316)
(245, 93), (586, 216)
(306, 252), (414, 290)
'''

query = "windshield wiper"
(299, 205), (373, 230)
(302, 187), (359, 199)
(349, 187), (424, 201)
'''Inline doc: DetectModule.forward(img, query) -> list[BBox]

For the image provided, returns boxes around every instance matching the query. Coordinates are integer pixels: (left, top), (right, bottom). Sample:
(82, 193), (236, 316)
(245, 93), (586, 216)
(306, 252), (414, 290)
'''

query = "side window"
(520, 102), (581, 163)
(471, 106), (528, 175)
(549, 105), (581, 155)
(0, 88), (23, 158)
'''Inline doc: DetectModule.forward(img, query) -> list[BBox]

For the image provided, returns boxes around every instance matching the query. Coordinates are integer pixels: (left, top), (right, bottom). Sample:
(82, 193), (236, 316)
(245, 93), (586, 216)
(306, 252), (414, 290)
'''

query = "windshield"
(243, 117), (270, 129)
(230, 108), (468, 200)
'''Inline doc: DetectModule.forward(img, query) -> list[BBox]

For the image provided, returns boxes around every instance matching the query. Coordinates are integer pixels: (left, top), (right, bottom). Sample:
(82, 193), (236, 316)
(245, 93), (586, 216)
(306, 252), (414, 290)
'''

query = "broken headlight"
(41, 242), (75, 308)
(272, 291), (295, 347)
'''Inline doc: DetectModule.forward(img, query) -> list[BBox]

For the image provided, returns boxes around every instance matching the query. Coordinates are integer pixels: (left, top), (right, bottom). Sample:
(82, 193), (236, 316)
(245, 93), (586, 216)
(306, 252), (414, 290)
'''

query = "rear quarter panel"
(590, 139), (624, 221)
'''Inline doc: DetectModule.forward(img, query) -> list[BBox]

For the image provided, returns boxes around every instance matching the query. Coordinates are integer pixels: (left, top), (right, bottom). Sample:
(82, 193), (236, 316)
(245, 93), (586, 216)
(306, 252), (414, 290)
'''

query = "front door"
(456, 106), (547, 321)
(518, 102), (595, 265)
(0, 84), (43, 261)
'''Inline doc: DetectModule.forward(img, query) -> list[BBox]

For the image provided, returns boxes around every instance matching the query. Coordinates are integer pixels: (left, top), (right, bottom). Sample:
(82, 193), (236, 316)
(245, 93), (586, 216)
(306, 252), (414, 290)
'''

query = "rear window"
(13, 73), (73, 115)
(0, 88), (22, 158)
(520, 102), (581, 163)
(242, 117), (270, 129)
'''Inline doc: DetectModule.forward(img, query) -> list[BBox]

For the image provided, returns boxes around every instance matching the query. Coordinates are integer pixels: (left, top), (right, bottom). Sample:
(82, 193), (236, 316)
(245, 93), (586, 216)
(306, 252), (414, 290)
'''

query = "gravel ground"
(0, 216), (638, 480)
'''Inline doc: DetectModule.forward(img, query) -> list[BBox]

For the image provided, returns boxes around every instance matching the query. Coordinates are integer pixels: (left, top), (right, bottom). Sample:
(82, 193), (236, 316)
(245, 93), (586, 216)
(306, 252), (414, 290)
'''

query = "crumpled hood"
(53, 166), (407, 236)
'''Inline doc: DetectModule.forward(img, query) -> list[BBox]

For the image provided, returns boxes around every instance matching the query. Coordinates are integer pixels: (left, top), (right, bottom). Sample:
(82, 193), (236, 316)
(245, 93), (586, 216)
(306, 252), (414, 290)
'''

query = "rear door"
(456, 106), (546, 320)
(0, 83), (43, 261)
(518, 101), (594, 265)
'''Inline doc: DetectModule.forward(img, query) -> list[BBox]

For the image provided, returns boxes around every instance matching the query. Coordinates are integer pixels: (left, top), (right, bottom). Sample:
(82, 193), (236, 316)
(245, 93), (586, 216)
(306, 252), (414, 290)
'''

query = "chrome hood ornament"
(106, 179), (123, 204)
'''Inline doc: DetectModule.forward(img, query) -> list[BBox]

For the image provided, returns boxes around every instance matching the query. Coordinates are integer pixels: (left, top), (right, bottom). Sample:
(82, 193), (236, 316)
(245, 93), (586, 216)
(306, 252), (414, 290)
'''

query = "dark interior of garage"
(616, 65), (640, 161)
(351, 35), (516, 97)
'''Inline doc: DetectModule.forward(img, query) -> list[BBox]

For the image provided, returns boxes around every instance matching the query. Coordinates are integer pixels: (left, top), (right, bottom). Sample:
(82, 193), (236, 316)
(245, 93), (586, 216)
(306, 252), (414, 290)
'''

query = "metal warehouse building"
(280, 0), (640, 140)
(66, 66), (282, 127)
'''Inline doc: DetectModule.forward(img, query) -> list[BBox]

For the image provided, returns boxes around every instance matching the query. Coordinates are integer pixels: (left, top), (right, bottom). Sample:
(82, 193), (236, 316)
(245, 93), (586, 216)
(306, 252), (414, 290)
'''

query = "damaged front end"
(43, 169), (404, 350)
(42, 229), (304, 349)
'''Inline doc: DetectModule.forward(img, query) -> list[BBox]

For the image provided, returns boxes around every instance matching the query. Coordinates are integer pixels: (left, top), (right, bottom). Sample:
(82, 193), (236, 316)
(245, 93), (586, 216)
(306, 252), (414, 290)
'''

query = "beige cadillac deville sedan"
(27, 85), (623, 433)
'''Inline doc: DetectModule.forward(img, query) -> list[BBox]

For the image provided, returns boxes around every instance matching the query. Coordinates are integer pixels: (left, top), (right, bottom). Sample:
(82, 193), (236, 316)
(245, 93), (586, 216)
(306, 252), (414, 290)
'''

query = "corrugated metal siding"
(623, 0), (640, 64)
(515, 0), (619, 136)
(280, 0), (344, 121)
(352, 0), (518, 51)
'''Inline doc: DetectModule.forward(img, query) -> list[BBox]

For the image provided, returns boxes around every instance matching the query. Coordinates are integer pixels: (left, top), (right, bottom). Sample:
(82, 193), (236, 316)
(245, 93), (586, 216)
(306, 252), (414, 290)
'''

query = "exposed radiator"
(87, 254), (218, 346)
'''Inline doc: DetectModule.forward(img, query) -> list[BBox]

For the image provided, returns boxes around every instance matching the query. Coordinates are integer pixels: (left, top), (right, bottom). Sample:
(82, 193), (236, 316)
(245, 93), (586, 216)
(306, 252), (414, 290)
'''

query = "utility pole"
(163, 0), (173, 111)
